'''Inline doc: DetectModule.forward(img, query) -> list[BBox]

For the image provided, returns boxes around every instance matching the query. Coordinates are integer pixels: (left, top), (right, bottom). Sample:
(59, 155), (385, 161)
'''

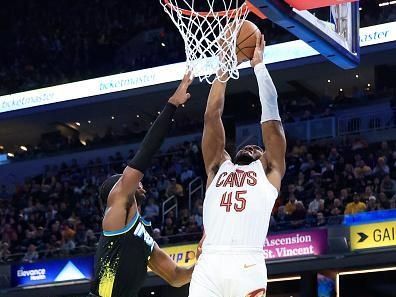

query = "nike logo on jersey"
(243, 263), (257, 269)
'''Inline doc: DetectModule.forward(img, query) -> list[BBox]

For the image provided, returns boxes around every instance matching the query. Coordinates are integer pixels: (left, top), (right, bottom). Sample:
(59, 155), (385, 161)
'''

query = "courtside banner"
(264, 229), (328, 260)
(11, 256), (93, 287)
(1, 22), (396, 114)
(350, 220), (396, 251)
(148, 243), (198, 272)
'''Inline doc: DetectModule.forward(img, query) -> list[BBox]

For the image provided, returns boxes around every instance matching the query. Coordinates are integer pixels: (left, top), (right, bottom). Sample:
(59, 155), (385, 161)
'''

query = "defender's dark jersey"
(90, 212), (154, 297)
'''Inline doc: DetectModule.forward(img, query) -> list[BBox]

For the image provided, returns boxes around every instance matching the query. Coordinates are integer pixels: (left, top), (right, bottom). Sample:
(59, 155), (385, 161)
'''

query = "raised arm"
(251, 34), (286, 192)
(104, 73), (193, 231)
(202, 76), (231, 184)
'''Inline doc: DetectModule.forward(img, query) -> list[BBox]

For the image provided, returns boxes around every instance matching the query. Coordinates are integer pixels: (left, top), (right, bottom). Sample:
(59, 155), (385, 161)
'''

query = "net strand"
(161, 0), (249, 84)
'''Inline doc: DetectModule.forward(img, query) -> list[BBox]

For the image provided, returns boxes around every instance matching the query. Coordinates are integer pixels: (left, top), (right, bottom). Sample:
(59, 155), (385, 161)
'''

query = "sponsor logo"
(17, 267), (46, 281)
(350, 220), (396, 251)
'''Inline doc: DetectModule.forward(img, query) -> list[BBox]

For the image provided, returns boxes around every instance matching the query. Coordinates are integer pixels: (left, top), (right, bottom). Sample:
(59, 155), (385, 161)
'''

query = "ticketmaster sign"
(1, 22), (396, 114)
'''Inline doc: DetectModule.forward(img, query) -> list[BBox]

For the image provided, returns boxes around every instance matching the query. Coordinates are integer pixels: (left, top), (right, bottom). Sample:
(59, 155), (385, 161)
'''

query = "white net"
(160, 0), (249, 84)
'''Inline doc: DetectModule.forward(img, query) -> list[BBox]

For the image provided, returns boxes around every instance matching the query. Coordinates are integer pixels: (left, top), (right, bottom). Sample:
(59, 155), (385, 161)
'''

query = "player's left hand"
(250, 33), (265, 68)
(169, 71), (194, 107)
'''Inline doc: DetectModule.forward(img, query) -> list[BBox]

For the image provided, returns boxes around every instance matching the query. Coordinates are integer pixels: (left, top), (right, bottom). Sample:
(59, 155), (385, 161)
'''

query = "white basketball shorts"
(188, 247), (267, 297)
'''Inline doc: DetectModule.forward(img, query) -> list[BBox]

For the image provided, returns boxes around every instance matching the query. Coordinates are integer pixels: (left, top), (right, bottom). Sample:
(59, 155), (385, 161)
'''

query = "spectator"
(366, 196), (379, 212)
(289, 202), (307, 228)
(354, 160), (372, 179)
(329, 198), (344, 216)
(284, 193), (299, 215)
(373, 157), (390, 178)
(180, 165), (195, 184)
(162, 217), (176, 238)
(0, 242), (11, 263)
(194, 205), (203, 228)
(308, 192), (325, 216)
(23, 244), (39, 263)
(344, 193), (366, 215)
(143, 197), (160, 223)
(316, 212), (326, 227)
(380, 174), (396, 197)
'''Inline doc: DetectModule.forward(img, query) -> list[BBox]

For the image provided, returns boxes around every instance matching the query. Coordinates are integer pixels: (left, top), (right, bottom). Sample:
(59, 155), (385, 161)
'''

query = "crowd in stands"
(2, 130), (396, 263)
(0, 141), (204, 263)
(1, 0), (395, 95)
(272, 139), (396, 230)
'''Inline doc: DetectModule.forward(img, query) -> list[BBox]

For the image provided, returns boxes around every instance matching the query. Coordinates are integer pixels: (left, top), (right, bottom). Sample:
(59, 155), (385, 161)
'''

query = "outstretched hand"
(250, 33), (265, 68)
(169, 71), (194, 107)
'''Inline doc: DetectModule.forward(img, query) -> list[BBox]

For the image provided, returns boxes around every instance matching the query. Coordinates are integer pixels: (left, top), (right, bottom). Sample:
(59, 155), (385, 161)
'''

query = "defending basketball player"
(89, 73), (198, 297)
(188, 32), (286, 297)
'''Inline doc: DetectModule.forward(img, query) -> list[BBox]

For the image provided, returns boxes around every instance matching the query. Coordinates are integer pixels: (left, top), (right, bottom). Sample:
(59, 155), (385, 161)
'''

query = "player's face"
(234, 145), (264, 165)
(135, 182), (147, 206)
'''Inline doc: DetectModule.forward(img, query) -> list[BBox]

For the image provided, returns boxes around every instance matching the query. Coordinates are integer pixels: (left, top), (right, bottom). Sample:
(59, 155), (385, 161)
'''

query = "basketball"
(236, 20), (260, 64)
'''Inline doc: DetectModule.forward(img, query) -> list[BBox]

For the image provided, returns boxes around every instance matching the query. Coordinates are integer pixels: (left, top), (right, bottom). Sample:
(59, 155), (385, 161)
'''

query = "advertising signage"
(11, 256), (93, 287)
(264, 229), (328, 260)
(350, 220), (396, 251)
(1, 22), (396, 114)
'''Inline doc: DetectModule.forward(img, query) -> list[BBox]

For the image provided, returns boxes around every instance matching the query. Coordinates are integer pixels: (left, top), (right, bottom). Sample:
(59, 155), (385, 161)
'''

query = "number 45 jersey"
(203, 160), (278, 250)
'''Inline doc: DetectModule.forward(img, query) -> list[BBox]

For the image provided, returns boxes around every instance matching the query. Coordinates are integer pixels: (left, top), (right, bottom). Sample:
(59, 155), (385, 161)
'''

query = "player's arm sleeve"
(111, 103), (178, 198)
(128, 102), (177, 172)
(255, 63), (286, 189)
(148, 243), (193, 287)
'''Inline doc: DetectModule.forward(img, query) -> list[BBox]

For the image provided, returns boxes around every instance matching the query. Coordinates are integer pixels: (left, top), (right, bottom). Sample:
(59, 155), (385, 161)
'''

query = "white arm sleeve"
(254, 62), (281, 123)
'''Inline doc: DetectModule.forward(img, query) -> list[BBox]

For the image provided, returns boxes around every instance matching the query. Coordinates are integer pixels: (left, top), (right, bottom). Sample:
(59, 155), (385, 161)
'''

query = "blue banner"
(343, 209), (396, 226)
(11, 256), (94, 287)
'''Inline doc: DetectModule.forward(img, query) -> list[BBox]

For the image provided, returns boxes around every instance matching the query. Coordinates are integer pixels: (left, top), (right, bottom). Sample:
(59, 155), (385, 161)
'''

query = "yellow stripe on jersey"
(98, 262), (116, 297)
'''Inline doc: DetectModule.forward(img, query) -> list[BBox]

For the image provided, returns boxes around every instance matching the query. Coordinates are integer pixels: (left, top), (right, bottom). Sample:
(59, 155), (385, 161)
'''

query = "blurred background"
(1, 0), (396, 296)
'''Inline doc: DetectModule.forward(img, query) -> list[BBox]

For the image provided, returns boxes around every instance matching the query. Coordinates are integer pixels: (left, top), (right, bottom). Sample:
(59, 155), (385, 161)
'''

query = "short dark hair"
(99, 174), (122, 211)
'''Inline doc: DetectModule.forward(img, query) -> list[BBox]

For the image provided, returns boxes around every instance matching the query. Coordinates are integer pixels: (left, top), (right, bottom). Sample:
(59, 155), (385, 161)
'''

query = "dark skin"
(202, 33), (286, 297)
(203, 33), (286, 192)
(102, 73), (199, 287)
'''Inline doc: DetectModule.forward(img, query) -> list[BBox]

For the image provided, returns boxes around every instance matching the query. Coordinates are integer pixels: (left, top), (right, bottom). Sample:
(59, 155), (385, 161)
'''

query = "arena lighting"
(0, 145), (3, 150)
(111, 116), (115, 120)
(340, 88), (343, 91)
(267, 276), (301, 283)
(88, 120), (92, 124)
(335, 266), (396, 297)
(7, 153), (14, 157)
(80, 140), (87, 146)
(161, 42), (166, 47)
(355, 74), (359, 78)
(137, 114), (140, 118)
(368, 83), (371, 87)
(327, 79), (331, 83)
(75, 122), (81, 126)
(20, 145), (27, 151)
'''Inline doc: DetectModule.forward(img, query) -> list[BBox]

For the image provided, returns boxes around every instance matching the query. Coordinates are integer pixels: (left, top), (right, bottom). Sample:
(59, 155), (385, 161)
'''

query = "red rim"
(162, 0), (249, 17)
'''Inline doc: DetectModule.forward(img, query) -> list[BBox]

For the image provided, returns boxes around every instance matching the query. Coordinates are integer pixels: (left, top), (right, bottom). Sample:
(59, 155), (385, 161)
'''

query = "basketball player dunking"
(89, 73), (199, 297)
(188, 33), (286, 297)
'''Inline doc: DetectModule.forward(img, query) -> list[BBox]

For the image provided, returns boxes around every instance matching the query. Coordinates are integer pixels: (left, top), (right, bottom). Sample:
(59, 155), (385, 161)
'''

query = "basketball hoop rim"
(161, 0), (250, 18)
